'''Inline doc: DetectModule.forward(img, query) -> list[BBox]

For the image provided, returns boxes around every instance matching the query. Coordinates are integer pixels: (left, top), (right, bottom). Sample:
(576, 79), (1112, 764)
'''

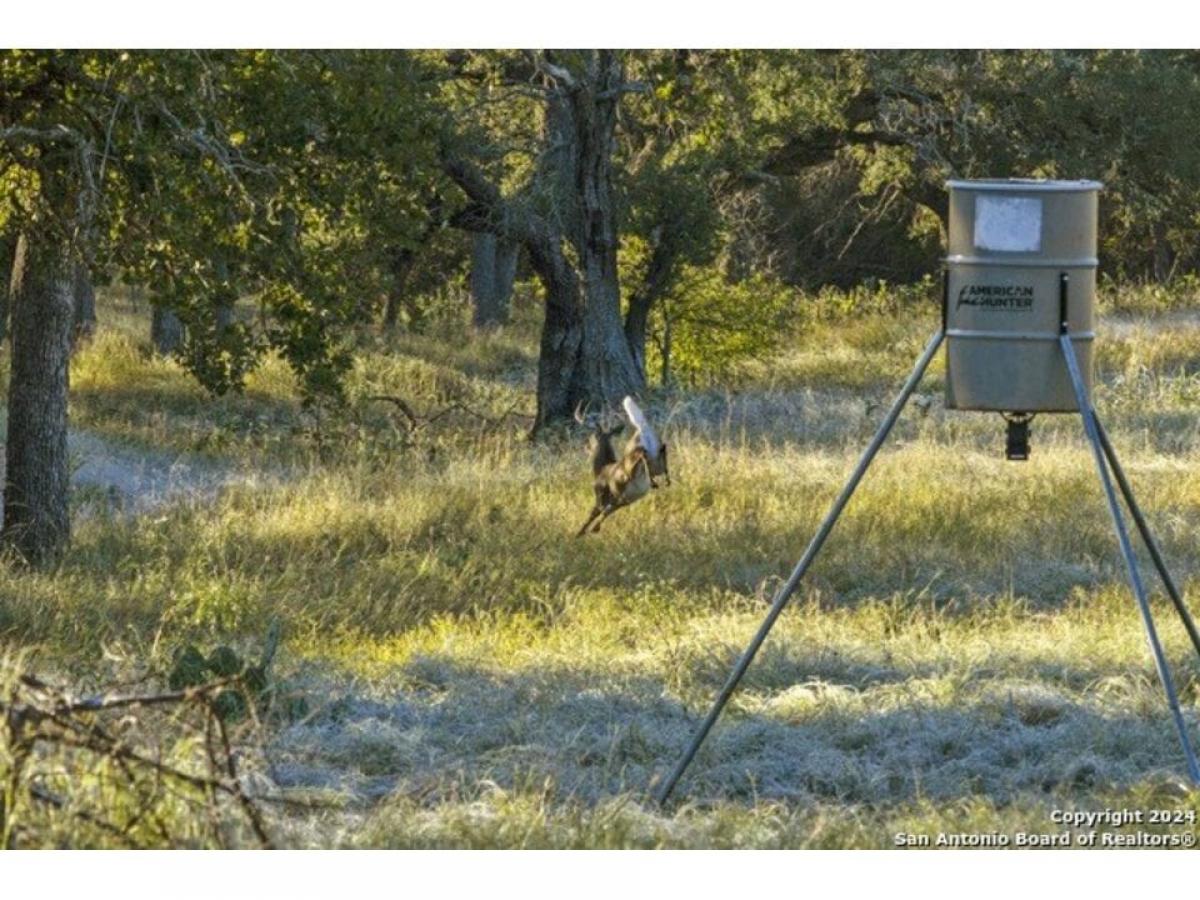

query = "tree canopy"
(9, 49), (1198, 403)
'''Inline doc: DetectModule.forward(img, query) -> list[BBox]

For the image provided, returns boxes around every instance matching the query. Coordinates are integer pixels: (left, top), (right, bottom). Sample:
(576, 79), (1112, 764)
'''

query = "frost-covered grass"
(4, 288), (1200, 847)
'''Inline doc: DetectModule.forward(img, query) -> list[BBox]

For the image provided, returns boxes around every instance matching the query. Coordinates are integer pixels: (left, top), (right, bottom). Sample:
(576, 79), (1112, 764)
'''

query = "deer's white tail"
(622, 396), (661, 458)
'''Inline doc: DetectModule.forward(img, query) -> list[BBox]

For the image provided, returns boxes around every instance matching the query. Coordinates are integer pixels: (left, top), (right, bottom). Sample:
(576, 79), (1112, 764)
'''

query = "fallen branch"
(366, 393), (420, 430)
(366, 394), (533, 434)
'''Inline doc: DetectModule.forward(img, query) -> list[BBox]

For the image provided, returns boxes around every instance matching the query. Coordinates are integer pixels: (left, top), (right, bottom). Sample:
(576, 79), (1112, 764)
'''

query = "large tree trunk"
(570, 51), (643, 407)
(524, 55), (643, 431)
(3, 233), (75, 565)
(151, 305), (184, 354)
(72, 263), (97, 346)
(470, 233), (519, 328)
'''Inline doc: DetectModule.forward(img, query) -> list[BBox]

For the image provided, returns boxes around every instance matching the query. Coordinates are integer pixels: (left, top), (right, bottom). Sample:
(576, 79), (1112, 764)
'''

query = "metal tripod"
(655, 283), (1200, 805)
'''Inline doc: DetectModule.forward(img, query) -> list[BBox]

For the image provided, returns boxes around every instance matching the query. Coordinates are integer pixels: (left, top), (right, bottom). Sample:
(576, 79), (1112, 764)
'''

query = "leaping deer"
(575, 396), (670, 537)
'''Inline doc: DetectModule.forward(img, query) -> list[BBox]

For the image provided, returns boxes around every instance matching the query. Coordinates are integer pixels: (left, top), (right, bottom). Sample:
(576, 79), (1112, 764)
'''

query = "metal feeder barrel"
(945, 179), (1101, 412)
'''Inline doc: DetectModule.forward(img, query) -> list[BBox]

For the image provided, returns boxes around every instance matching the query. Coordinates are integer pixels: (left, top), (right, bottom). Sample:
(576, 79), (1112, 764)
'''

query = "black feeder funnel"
(1003, 413), (1033, 461)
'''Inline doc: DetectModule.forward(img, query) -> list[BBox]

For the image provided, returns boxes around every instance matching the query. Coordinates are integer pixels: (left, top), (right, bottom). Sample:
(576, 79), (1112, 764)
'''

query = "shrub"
(651, 266), (794, 387)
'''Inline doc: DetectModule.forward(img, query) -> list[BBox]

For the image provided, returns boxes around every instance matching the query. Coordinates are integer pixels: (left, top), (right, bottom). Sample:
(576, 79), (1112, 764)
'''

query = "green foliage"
(653, 266), (793, 387)
(647, 272), (938, 389)
(1, 50), (442, 403)
(167, 635), (276, 723)
(167, 645), (209, 690)
(671, 50), (1200, 287)
(799, 275), (939, 324)
(1098, 272), (1200, 314)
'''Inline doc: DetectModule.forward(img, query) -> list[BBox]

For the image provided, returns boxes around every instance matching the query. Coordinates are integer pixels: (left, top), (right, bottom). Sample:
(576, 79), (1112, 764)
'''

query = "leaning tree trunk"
(151, 305), (184, 354)
(3, 233), (75, 565)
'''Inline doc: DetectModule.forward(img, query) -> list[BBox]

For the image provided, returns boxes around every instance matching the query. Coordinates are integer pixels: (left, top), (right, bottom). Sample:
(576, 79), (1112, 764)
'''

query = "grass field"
(4, 282), (1200, 848)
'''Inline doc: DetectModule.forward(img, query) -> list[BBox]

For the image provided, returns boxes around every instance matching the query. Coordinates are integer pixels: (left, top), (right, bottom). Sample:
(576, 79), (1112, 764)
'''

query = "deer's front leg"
(591, 504), (618, 533)
(576, 505), (603, 537)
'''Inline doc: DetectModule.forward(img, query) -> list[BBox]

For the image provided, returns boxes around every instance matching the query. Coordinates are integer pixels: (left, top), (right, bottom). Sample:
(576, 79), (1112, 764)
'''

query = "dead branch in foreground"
(1, 669), (274, 849)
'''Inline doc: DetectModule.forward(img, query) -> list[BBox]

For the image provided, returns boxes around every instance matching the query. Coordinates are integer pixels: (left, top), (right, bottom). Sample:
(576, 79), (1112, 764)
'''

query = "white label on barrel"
(974, 196), (1042, 252)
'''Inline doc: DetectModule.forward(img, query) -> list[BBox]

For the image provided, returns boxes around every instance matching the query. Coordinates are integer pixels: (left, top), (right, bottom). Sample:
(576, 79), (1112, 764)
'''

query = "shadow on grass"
(71, 381), (303, 449)
(267, 654), (1199, 813)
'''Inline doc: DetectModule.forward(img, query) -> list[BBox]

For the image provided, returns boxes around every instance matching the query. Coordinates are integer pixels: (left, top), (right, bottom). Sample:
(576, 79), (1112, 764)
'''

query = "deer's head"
(575, 402), (624, 473)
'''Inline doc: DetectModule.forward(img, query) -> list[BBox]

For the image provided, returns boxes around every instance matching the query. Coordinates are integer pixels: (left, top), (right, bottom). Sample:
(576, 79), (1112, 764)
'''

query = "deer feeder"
(656, 179), (1200, 804)
(944, 179), (1102, 458)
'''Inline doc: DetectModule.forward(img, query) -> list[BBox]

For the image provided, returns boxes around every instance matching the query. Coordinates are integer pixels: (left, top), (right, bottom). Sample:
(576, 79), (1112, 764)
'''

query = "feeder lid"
(946, 178), (1103, 193)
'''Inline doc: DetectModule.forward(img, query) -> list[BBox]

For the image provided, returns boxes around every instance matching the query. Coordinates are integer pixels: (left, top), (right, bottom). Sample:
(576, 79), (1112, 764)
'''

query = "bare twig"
(207, 697), (273, 848)
(27, 784), (137, 846)
(20, 672), (239, 715)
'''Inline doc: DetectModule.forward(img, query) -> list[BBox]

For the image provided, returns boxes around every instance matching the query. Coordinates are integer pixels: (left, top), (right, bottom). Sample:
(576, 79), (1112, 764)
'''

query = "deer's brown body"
(575, 398), (669, 537)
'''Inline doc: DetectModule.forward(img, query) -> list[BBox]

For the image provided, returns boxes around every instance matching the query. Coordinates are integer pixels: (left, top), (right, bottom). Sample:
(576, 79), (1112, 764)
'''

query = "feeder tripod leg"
(654, 328), (946, 805)
(1059, 332), (1200, 784)
(1094, 417), (1200, 665)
